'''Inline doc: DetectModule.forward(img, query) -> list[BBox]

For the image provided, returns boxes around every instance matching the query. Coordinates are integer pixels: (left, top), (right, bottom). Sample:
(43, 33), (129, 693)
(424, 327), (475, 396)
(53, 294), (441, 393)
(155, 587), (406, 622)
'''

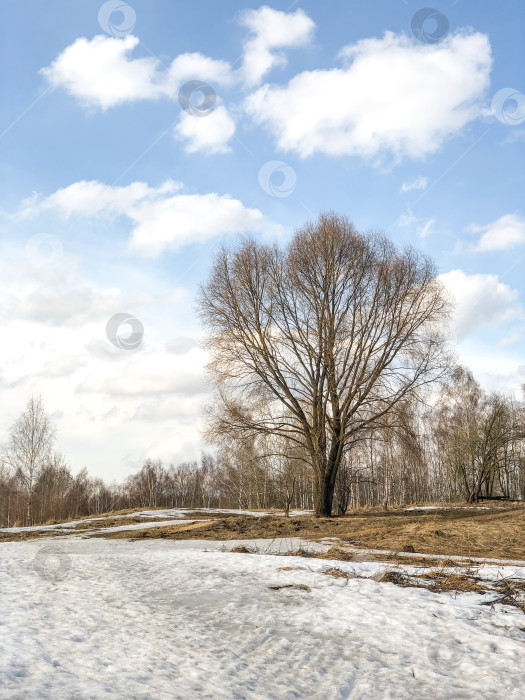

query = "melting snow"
(0, 535), (524, 699)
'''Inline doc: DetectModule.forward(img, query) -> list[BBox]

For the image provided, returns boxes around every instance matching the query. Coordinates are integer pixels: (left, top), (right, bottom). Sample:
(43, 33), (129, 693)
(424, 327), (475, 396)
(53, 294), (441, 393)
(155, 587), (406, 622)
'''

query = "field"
(1, 503), (524, 698)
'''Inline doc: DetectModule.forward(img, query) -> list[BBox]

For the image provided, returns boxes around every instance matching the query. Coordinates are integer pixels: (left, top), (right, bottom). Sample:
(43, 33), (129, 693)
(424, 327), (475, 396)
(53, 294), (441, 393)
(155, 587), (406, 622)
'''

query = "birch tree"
(3, 395), (55, 525)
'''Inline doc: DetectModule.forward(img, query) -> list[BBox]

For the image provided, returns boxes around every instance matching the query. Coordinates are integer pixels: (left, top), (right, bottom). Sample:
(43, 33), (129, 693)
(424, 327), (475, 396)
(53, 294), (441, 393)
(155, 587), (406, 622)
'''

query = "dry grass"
(373, 570), (409, 586)
(0, 528), (70, 542)
(3, 503), (524, 563)
(71, 515), (172, 530)
(269, 583), (311, 592)
(0, 515), (182, 541)
(420, 571), (485, 594)
(489, 579), (525, 612)
(98, 505), (525, 562)
(324, 567), (351, 579)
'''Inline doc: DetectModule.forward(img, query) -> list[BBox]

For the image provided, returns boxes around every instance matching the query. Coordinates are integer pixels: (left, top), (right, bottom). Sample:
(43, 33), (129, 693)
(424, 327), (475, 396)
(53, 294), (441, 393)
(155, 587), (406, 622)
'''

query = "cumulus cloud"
(128, 191), (277, 256)
(39, 13), (493, 164)
(174, 105), (236, 153)
(39, 6), (316, 108)
(439, 269), (524, 340)
(0, 285), (122, 326)
(19, 179), (181, 220)
(245, 31), (492, 161)
(239, 5), (315, 86)
(19, 179), (283, 257)
(467, 213), (525, 252)
(40, 35), (233, 110)
(401, 176), (428, 192)
(78, 347), (207, 397)
(0, 273), (184, 328)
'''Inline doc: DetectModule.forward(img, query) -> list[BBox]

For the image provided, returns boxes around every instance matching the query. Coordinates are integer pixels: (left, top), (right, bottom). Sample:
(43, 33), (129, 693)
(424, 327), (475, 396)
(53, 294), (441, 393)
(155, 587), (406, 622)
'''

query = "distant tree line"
(1, 373), (523, 528)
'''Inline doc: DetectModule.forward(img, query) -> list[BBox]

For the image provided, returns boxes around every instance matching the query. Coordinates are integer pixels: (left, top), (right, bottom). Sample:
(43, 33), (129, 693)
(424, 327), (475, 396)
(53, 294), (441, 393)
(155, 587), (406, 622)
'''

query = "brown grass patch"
(489, 579), (525, 612)
(269, 583), (311, 592)
(325, 567), (351, 579)
(11, 502), (524, 563)
(369, 568), (485, 595)
(420, 571), (485, 594)
(98, 506), (525, 561)
(71, 515), (173, 530)
(373, 570), (410, 586)
(0, 528), (71, 542)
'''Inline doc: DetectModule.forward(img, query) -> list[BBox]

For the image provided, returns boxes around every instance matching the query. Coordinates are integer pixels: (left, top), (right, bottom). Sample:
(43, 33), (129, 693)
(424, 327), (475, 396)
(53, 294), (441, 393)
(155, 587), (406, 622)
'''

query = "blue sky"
(1, 0), (524, 480)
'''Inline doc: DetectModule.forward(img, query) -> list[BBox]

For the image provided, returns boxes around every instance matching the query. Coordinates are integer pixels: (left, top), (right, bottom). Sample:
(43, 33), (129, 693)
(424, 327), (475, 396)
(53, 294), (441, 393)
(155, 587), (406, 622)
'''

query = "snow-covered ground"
(1, 535), (524, 699)
(403, 506), (504, 512)
(0, 508), (313, 535)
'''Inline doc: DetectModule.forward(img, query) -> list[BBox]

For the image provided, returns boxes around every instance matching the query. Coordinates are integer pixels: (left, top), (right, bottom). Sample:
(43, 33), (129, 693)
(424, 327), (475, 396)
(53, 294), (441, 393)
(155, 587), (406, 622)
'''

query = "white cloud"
(0, 266), (185, 328)
(439, 269), (523, 340)
(18, 179), (283, 257)
(0, 327), (208, 478)
(239, 5), (315, 86)
(0, 285), (122, 326)
(78, 346), (207, 397)
(0, 250), (207, 478)
(40, 21), (493, 166)
(453, 348), (525, 396)
(401, 176), (428, 192)
(245, 31), (492, 161)
(467, 213), (525, 252)
(167, 52), (234, 89)
(174, 105), (236, 154)
(40, 35), (168, 109)
(166, 336), (200, 355)
(20, 179), (181, 220)
(128, 191), (277, 256)
(40, 35), (233, 110)
(397, 209), (435, 238)
(418, 218), (435, 239)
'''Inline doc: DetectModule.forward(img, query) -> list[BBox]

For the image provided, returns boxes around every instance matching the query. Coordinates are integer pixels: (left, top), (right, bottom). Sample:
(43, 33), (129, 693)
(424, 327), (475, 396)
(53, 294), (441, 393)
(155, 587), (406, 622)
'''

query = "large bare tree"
(198, 213), (452, 516)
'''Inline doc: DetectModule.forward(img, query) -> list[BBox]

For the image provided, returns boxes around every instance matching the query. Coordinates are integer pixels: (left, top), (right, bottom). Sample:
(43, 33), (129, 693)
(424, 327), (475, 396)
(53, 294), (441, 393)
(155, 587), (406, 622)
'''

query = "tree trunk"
(27, 495), (33, 527)
(316, 477), (335, 517)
